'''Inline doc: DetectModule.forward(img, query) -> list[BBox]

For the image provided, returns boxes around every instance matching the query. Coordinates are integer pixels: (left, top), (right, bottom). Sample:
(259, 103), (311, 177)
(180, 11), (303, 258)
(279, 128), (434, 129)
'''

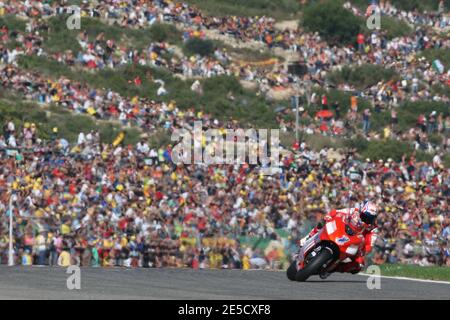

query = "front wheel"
(286, 260), (298, 281)
(295, 249), (333, 282)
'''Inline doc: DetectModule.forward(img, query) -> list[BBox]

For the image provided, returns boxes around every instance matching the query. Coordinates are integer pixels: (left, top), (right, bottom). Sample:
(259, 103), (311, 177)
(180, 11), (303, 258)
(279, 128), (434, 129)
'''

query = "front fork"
(294, 233), (321, 268)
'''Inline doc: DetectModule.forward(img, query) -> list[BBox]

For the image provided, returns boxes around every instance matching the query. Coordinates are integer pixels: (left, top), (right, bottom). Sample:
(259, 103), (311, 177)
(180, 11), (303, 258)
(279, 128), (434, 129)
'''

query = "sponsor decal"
(345, 245), (359, 255)
(325, 221), (337, 235)
(336, 236), (350, 245)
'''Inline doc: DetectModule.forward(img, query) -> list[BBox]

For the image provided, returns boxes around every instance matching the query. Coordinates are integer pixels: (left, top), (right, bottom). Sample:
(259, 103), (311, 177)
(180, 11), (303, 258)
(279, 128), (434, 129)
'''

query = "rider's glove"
(316, 218), (326, 229)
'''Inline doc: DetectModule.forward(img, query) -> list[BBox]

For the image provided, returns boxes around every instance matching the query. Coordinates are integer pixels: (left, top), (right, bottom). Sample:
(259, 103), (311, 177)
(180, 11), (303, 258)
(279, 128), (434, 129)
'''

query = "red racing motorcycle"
(287, 214), (364, 282)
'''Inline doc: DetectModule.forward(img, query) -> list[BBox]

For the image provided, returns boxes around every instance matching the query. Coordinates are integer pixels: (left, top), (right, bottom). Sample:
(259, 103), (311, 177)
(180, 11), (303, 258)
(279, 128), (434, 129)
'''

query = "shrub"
(42, 16), (182, 54)
(303, 1), (412, 44)
(387, 0), (443, 11)
(202, 75), (243, 96)
(183, 38), (216, 57)
(311, 88), (371, 114)
(375, 16), (412, 39)
(184, 0), (301, 19)
(444, 155), (450, 168)
(302, 0), (362, 45)
(344, 135), (434, 163)
(305, 135), (345, 151)
(431, 84), (450, 97)
(148, 129), (172, 149)
(419, 49), (450, 71)
(42, 15), (82, 53)
(415, 152), (434, 163)
(360, 140), (413, 162)
(370, 111), (391, 132)
(345, 135), (369, 151)
(0, 15), (26, 32)
(327, 64), (399, 90)
(349, 0), (443, 12)
(148, 23), (182, 44)
(428, 134), (443, 146)
(98, 123), (141, 145)
(395, 101), (449, 133)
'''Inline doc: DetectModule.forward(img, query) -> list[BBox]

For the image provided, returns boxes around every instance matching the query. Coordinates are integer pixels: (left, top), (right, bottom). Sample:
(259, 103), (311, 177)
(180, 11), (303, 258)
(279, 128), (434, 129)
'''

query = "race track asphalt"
(0, 266), (448, 299)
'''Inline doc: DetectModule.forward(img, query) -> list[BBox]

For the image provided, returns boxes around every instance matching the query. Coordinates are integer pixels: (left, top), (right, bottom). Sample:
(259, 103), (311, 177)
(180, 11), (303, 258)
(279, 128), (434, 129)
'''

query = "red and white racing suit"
(305, 208), (377, 274)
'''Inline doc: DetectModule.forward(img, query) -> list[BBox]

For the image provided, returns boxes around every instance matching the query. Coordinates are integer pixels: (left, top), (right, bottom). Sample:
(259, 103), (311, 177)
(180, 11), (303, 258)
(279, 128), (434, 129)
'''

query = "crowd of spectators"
(0, 1), (448, 269)
(0, 121), (448, 268)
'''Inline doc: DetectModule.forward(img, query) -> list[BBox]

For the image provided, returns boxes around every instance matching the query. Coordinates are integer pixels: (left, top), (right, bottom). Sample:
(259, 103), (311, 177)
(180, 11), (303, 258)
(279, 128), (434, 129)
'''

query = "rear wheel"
(295, 249), (333, 282)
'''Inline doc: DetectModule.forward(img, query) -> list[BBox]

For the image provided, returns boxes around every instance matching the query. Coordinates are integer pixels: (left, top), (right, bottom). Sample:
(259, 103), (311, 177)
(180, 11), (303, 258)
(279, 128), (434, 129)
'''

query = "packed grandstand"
(0, 0), (448, 269)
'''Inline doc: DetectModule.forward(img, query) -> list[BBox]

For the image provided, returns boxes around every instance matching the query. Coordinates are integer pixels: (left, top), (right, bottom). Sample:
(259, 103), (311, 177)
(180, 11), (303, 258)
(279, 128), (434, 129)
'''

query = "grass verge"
(377, 264), (450, 282)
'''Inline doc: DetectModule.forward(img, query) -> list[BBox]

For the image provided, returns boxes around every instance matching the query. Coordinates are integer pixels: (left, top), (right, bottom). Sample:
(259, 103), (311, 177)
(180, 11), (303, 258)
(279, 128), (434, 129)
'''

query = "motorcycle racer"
(300, 201), (378, 276)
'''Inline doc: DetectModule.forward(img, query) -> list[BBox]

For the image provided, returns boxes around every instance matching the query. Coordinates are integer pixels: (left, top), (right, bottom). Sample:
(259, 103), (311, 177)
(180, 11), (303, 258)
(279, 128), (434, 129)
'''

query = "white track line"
(357, 273), (450, 285)
(245, 269), (450, 284)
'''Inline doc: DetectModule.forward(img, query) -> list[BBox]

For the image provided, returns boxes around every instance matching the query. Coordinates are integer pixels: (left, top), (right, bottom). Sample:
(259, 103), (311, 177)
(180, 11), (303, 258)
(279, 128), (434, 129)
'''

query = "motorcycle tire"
(295, 249), (333, 282)
(286, 261), (298, 281)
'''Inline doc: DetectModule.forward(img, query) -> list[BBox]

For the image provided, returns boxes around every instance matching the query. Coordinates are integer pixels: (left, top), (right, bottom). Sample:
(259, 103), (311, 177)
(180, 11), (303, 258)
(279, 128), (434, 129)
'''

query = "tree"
(302, 0), (362, 45)
(183, 38), (215, 57)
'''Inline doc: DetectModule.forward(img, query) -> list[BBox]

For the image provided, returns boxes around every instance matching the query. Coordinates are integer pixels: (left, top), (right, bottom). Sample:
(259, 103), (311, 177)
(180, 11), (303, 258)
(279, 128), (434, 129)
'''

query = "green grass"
(0, 15), (181, 54)
(377, 264), (450, 282)
(17, 55), (278, 128)
(42, 16), (182, 54)
(0, 93), (141, 145)
(370, 101), (450, 133)
(0, 15), (26, 32)
(0, 15), (27, 49)
(431, 83), (450, 98)
(374, 16), (413, 39)
(223, 45), (280, 62)
(352, 5), (413, 40)
(310, 86), (448, 135)
(419, 48), (450, 71)
(349, 0), (445, 12)
(444, 154), (450, 168)
(327, 64), (399, 91)
(311, 88), (372, 114)
(346, 133), (448, 164)
(184, 0), (302, 20)
(393, 101), (448, 132)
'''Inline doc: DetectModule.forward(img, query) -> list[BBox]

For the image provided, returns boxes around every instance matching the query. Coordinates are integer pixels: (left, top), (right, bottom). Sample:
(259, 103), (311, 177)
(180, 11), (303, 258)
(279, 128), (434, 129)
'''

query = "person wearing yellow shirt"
(242, 255), (251, 270)
(61, 223), (71, 235)
(120, 236), (128, 248)
(383, 126), (391, 139)
(57, 250), (72, 267)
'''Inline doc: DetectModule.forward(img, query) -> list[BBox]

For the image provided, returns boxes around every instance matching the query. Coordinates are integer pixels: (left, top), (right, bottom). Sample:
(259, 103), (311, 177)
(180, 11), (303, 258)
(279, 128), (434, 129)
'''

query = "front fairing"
(322, 218), (364, 261)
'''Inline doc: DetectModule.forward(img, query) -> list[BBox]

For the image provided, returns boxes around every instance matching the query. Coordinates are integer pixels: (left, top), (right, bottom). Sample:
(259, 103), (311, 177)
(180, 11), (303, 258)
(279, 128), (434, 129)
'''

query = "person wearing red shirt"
(357, 33), (365, 53)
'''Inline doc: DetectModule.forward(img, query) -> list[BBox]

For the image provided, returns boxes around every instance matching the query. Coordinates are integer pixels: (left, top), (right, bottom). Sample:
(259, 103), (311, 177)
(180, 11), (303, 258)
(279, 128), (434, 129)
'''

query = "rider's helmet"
(359, 201), (378, 228)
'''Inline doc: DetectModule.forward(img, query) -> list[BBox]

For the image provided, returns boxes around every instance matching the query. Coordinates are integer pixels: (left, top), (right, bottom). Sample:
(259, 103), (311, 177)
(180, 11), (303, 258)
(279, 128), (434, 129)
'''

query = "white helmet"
(360, 201), (378, 226)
